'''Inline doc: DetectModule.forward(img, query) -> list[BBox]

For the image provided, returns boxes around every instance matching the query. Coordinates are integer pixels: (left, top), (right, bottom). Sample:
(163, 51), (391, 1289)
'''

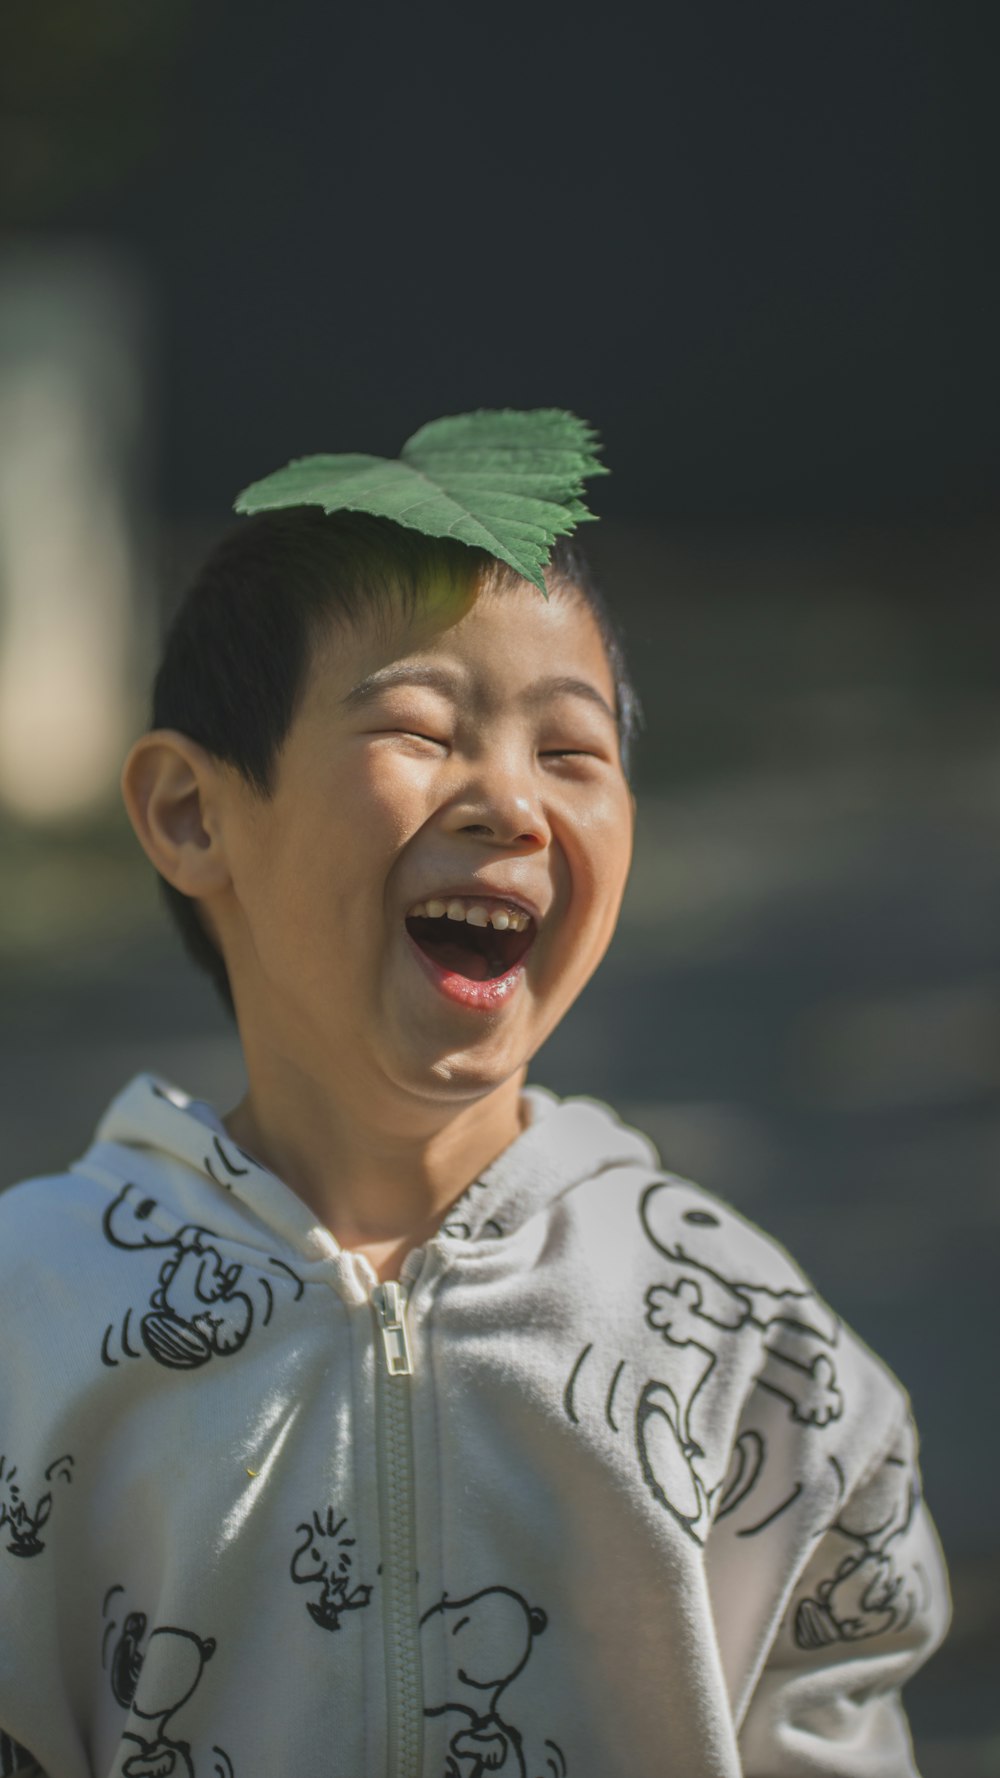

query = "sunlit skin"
(121, 568), (635, 1282)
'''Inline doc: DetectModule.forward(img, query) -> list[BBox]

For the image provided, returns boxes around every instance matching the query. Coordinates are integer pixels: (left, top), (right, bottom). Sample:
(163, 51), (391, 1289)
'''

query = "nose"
(449, 750), (550, 849)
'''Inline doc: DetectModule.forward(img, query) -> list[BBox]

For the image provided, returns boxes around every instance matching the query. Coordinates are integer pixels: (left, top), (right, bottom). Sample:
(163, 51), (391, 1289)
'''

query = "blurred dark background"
(1, 5), (998, 1771)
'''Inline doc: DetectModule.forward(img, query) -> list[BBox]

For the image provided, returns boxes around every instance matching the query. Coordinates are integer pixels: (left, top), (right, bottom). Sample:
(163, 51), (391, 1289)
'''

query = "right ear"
(120, 729), (233, 898)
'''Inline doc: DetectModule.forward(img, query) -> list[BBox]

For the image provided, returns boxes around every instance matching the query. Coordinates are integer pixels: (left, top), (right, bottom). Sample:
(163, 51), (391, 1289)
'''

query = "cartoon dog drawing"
(795, 1432), (921, 1647)
(102, 1588), (234, 1778)
(109, 1610), (148, 1710)
(565, 1180), (844, 1544)
(290, 1508), (373, 1630)
(421, 1585), (564, 1778)
(101, 1182), (302, 1371)
(0, 1453), (73, 1559)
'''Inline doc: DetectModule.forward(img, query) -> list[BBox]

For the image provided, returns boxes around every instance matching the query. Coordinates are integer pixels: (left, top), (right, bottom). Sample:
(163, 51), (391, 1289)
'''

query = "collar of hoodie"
(75, 1072), (660, 1296)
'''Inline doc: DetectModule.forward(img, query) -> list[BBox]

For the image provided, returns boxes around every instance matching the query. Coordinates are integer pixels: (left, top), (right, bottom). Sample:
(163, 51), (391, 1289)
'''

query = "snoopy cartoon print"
(421, 1585), (565, 1778)
(565, 1178), (844, 1544)
(101, 1181), (302, 1371)
(795, 1426), (923, 1649)
(102, 1587), (234, 1778)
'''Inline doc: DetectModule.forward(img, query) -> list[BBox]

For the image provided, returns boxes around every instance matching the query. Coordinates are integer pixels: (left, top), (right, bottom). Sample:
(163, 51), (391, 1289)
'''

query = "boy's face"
(215, 573), (635, 1106)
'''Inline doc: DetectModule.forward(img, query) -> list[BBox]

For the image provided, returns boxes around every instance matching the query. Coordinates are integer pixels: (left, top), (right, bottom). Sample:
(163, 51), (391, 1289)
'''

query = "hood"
(74, 1072), (661, 1275)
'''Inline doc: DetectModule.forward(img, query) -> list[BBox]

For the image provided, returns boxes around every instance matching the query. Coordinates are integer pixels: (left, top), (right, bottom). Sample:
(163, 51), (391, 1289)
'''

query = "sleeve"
(737, 1410), (952, 1778)
(0, 1184), (91, 1778)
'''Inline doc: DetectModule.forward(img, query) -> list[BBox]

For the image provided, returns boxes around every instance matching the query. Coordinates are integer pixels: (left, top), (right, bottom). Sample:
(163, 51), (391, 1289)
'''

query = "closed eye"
(382, 734), (602, 759)
(375, 730), (447, 747)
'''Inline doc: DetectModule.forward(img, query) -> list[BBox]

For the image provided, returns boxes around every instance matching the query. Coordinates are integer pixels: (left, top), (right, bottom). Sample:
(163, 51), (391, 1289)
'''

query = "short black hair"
(149, 509), (643, 1019)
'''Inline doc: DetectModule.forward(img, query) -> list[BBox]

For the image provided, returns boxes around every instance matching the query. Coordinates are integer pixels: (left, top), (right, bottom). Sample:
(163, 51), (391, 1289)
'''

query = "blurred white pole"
(0, 245), (154, 821)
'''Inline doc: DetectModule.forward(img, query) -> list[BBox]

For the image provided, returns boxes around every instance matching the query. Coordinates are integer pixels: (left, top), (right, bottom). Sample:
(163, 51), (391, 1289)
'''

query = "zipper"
(371, 1279), (423, 1778)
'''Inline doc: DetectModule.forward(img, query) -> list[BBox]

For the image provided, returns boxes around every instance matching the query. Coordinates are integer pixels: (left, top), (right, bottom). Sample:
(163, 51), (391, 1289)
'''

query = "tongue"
(430, 939), (492, 980)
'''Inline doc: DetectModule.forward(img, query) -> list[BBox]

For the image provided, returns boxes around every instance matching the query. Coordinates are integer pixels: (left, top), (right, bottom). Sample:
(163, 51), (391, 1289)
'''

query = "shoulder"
(0, 1166), (132, 1365)
(0, 1166), (110, 1268)
(576, 1156), (897, 1370)
(566, 1155), (838, 1327)
(550, 1155), (918, 1564)
(649, 1173), (922, 1560)
(0, 1171), (119, 1381)
(569, 1156), (912, 1492)
(643, 1165), (907, 1409)
(0, 1171), (121, 1489)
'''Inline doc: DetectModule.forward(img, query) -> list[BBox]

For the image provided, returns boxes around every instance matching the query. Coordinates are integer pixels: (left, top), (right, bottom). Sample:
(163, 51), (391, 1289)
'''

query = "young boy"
(0, 447), (949, 1776)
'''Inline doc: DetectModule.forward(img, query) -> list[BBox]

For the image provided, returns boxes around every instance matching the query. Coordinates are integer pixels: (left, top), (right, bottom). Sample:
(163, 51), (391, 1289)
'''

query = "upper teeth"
(408, 897), (532, 932)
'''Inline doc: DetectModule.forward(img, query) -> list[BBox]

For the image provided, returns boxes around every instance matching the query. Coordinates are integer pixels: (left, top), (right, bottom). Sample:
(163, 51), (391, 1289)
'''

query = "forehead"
(303, 576), (618, 718)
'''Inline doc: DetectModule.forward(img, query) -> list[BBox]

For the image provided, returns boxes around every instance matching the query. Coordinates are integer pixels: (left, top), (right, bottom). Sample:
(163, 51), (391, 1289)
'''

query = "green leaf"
(233, 408), (608, 594)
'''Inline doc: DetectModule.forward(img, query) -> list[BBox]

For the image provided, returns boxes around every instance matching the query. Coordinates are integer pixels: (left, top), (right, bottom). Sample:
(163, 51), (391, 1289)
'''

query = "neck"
(221, 1049), (528, 1284)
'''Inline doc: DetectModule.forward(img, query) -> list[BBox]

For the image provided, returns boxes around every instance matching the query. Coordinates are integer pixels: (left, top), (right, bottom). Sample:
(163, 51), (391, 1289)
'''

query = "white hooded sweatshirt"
(0, 1072), (949, 1778)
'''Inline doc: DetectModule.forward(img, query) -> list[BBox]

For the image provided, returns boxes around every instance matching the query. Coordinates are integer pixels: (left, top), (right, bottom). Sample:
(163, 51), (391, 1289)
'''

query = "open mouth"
(404, 911), (535, 982)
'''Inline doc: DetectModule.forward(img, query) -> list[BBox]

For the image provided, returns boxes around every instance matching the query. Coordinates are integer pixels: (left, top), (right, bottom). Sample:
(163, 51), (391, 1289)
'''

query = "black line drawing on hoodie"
(202, 1135), (252, 1193)
(0, 1729), (42, 1775)
(290, 1507), (373, 1630)
(421, 1584), (565, 1777)
(100, 1182), (304, 1371)
(440, 1214), (505, 1241)
(564, 1179), (844, 1545)
(794, 1437), (922, 1648)
(102, 1586), (235, 1778)
(147, 1083), (265, 1195)
(0, 1453), (73, 1559)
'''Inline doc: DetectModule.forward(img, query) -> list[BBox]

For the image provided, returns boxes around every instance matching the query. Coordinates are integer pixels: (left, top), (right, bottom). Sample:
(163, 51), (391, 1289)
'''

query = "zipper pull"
(373, 1281), (414, 1376)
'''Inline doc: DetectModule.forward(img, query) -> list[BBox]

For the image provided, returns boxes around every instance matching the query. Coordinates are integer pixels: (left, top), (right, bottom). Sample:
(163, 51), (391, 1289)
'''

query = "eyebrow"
(339, 663), (619, 725)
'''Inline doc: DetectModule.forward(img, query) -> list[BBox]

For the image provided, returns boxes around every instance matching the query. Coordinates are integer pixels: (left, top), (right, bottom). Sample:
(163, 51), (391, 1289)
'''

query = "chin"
(398, 1045), (526, 1102)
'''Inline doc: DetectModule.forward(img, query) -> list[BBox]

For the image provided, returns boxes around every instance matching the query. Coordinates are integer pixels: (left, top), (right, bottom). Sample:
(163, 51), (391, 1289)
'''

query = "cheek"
(561, 781), (634, 914)
(252, 755), (430, 926)
(534, 784), (632, 1007)
(348, 748), (435, 849)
